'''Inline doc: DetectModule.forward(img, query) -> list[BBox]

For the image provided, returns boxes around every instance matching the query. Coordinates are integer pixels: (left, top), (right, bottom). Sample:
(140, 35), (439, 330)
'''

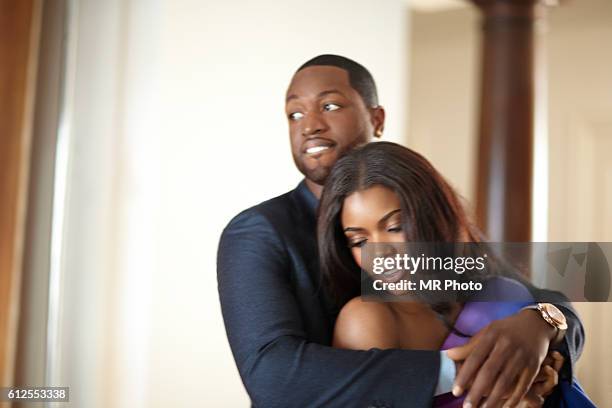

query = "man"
(217, 55), (583, 407)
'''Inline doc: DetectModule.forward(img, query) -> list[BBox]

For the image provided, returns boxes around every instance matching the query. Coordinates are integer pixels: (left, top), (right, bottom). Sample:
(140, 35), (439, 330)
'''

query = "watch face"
(544, 304), (567, 326)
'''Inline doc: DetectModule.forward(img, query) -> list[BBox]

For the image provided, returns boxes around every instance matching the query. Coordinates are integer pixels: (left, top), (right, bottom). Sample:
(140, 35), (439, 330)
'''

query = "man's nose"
(302, 112), (327, 136)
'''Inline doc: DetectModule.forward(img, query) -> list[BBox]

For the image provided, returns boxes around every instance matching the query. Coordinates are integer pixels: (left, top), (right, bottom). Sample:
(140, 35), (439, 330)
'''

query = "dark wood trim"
(13, 0), (66, 393)
(0, 0), (41, 391)
(472, 0), (544, 242)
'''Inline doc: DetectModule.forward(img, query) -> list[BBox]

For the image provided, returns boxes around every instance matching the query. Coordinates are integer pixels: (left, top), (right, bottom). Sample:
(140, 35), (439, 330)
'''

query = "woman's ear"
(371, 106), (386, 138)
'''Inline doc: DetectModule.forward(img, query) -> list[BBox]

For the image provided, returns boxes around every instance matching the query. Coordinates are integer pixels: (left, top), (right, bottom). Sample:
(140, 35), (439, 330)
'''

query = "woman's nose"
(373, 243), (399, 261)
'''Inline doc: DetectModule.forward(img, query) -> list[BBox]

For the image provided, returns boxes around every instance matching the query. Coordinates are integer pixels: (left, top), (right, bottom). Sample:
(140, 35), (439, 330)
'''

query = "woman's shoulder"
(333, 297), (399, 350)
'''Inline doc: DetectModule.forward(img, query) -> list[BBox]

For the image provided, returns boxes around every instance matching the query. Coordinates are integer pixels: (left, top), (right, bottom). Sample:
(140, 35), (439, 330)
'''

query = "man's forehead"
(286, 65), (353, 99)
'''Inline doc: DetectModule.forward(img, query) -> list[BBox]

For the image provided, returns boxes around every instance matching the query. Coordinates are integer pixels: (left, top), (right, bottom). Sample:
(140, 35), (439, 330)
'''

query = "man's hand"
(446, 309), (558, 408)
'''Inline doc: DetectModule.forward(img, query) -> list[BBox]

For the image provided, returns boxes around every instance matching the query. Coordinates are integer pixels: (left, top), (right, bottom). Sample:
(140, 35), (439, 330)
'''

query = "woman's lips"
(379, 269), (405, 283)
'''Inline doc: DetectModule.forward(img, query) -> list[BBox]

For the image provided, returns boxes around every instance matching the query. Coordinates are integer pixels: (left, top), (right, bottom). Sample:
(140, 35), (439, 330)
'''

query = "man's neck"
(305, 179), (323, 200)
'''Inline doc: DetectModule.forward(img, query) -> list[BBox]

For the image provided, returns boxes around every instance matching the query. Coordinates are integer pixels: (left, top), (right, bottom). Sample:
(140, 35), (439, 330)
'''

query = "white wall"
(55, 1), (411, 407)
(546, 2), (612, 404)
(408, 6), (479, 207)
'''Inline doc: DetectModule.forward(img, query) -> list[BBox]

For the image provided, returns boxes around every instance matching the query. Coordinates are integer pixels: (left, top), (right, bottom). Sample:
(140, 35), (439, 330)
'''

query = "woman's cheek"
(386, 232), (406, 244)
(351, 247), (362, 268)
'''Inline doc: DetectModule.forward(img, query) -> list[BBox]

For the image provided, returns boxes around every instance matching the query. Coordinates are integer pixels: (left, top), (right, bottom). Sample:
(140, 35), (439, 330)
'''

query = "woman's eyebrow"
(377, 209), (401, 226)
(343, 227), (364, 232)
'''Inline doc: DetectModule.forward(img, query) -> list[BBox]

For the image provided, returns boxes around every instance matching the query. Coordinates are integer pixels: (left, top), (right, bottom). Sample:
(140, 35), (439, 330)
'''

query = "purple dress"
(432, 278), (595, 408)
(432, 278), (532, 406)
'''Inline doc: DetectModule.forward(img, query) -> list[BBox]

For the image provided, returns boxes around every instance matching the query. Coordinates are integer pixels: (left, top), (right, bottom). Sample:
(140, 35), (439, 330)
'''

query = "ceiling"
(409, 0), (469, 12)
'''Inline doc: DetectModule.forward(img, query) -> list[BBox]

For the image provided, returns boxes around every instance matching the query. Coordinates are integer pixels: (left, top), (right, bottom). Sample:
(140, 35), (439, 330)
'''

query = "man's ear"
(371, 106), (386, 138)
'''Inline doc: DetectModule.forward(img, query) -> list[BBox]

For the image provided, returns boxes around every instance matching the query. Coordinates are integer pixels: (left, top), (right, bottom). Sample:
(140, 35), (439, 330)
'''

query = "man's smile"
(306, 145), (330, 155)
(302, 138), (336, 157)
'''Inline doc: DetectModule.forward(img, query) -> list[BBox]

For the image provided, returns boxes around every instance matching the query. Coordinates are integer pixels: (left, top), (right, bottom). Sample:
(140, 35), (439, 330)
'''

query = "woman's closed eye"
(347, 238), (367, 248)
(387, 224), (403, 233)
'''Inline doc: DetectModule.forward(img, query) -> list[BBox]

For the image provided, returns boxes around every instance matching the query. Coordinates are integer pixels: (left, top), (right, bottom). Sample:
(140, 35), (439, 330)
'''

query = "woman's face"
(341, 184), (406, 274)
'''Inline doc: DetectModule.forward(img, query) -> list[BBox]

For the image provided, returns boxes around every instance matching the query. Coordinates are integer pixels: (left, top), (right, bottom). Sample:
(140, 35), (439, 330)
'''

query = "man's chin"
(301, 166), (331, 186)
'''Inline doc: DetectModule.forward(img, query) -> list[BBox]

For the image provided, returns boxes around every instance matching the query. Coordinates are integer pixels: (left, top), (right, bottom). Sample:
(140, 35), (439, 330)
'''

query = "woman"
(317, 142), (594, 407)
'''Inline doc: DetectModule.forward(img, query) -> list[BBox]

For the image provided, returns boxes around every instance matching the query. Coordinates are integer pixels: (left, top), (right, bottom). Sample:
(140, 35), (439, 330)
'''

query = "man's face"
(285, 66), (381, 186)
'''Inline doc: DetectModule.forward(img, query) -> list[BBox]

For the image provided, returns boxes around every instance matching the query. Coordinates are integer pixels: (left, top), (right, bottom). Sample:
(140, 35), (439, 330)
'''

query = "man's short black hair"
(297, 54), (379, 108)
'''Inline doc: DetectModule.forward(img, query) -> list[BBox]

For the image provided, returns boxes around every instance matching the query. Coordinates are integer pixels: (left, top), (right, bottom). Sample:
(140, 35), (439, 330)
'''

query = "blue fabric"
(556, 381), (597, 407)
(436, 352), (457, 395)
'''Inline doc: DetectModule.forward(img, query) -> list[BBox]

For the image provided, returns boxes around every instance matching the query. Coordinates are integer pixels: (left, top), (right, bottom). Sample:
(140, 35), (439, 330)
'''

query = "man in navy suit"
(217, 55), (584, 407)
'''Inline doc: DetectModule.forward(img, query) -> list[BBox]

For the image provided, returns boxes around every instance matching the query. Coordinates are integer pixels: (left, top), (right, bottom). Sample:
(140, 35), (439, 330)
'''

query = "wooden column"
(0, 0), (41, 391)
(473, 0), (544, 242)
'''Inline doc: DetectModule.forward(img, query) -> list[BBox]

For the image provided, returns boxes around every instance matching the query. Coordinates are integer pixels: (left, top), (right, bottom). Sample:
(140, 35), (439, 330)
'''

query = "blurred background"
(1, 0), (610, 406)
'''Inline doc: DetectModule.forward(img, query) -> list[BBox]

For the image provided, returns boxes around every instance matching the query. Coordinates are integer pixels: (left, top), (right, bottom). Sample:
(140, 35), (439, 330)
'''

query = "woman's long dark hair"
(317, 141), (483, 309)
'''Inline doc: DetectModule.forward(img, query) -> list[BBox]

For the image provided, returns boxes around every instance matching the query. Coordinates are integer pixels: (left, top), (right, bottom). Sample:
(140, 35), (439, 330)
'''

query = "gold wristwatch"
(535, 303), (568, 345)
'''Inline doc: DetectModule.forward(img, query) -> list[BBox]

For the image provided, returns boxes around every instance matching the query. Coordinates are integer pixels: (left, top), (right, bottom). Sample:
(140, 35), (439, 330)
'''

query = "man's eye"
(289, 112), (304, 120)
(323, 103), (340, 112)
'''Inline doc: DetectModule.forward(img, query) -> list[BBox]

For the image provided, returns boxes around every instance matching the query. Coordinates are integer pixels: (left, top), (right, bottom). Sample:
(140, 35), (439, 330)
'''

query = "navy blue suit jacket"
(217, 181), (584, 407)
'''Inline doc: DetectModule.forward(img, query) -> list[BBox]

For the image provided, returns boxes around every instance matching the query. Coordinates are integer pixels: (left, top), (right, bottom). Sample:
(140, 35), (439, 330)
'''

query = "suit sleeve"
(217, 210), (440, 408)
(523, 285), (585, 382)
(555, 301), (584, 382)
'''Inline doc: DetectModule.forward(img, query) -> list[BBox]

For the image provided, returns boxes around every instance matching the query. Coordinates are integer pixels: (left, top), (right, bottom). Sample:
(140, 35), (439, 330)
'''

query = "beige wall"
(409, 1), (612, 406)
(408, 6), (480, 213)
(547, 1), (612, 404)
(48, 1), (411, 407)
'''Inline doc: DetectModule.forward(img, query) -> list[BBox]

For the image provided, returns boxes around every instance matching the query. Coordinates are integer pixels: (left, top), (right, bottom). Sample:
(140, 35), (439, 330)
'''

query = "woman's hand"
(515, 351), (564, 408)
(449, 350), (564, 407)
